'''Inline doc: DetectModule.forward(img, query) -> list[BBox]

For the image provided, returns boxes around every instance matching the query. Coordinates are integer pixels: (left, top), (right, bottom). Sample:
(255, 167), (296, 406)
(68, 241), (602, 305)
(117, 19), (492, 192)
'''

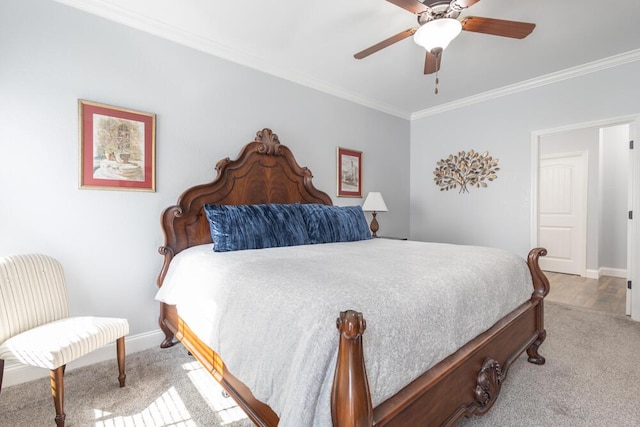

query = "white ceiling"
(55, 0), (640, 119)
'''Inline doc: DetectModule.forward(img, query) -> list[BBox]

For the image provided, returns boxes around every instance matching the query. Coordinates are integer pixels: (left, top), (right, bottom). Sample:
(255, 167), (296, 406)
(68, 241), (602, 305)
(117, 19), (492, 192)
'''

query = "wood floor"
(544, 271), (627, 315)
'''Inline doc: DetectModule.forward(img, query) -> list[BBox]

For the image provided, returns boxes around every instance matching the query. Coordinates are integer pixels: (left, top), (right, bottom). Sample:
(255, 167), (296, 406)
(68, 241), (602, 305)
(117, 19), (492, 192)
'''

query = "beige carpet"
(460, 302), (640, 426)
(0, 344), (253, 427)
(1, 302), (639, 426)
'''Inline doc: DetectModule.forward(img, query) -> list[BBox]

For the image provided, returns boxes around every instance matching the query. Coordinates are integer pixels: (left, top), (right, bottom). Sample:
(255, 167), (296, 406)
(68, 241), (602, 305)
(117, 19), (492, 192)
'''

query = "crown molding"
(53, 1), (639, 122)
(411, 49), (640, 120)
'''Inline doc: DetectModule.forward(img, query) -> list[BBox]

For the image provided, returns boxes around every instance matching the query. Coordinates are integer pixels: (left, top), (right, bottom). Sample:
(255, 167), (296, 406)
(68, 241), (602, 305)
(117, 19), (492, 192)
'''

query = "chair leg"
(50, 366), (66, 427)
(117, 336), (126, 387)
(0, 359), (4, 394)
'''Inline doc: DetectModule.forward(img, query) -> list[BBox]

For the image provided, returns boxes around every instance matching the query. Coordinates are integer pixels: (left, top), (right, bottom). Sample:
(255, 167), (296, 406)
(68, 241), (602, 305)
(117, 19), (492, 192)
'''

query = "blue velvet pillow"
(299, 204), (372, 244)
(203, 203), (310, 252)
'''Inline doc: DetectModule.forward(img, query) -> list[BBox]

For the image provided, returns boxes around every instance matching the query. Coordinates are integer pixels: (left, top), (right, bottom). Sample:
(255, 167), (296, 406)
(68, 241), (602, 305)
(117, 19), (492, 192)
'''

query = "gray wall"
(0, 0), (410, 358)
(410, 61), (640, 258)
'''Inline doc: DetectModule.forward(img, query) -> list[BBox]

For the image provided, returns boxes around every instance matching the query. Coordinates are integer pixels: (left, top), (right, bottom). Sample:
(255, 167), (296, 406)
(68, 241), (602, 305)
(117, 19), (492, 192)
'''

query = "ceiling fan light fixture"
(413, 18), (462, 52)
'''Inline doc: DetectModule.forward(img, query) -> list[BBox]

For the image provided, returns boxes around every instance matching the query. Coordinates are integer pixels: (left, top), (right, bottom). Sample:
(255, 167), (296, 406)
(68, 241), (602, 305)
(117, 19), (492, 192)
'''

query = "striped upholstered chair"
(0, 254), (129, 427)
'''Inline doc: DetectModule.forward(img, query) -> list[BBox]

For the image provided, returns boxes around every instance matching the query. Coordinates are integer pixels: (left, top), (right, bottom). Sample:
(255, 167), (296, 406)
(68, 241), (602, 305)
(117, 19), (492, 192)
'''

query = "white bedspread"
(155, 239), (533, 427)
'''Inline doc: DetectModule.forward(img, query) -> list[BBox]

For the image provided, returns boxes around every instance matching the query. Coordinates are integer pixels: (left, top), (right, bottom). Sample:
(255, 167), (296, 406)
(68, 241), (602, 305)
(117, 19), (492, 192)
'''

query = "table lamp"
(361, 192), (388, 238)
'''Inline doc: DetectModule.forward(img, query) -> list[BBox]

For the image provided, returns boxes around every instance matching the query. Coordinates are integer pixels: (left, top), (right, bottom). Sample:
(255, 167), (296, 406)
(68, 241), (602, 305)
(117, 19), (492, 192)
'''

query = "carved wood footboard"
(157, 247), (548, 427)
(331, 248), (548, 427)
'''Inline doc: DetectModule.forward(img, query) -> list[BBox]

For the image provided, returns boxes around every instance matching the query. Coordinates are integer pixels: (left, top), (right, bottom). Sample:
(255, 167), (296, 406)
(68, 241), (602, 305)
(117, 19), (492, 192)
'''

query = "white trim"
(532, 115), (640, 137)
(599, 267), (627, 278)
(411, 50), (640, 120)
(629, 119), (640, 320)
(2, 329), (164, 388)
(541, 268), (627, 280)
(53, 1), (640, 120)
(583, 268), (628, 279)
(585, 269), (600, 279)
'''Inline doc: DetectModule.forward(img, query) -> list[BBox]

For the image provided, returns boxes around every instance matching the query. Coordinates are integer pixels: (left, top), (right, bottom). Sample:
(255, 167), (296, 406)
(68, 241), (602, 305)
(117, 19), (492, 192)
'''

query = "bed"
(155, 128), (549, 427)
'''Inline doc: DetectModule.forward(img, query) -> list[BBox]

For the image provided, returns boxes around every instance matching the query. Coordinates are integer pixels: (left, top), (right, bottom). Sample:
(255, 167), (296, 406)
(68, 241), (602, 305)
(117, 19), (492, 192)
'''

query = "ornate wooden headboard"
(157, 128), (333, 286)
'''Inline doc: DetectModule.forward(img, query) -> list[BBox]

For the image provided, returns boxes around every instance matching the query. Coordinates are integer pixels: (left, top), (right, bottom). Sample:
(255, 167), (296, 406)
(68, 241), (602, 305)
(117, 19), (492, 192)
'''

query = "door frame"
(531, 114), (640, 321)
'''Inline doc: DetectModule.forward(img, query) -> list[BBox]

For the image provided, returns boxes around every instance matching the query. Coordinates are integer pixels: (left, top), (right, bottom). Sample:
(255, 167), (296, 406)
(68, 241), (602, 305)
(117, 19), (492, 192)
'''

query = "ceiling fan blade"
(424, 50), (441, 75)
(461, 16), (535, 39)
(452, 0), (480, 9)
(354, 28), (417, 59)
(385, 0), (427, 14)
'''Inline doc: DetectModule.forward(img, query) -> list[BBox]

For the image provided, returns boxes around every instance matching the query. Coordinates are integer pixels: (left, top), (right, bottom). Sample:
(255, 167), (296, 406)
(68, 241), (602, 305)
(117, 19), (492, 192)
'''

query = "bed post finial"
(526, 247), (548, 365)
(527, 247), (550, 301)
(255, 128), (281, 155)
(332, 310), (373, 427)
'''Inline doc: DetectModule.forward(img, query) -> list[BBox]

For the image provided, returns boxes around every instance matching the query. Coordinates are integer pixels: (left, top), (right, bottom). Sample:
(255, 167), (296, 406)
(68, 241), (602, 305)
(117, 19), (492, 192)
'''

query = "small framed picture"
(79, 100), (156, 191)
(337, 147), (362, 197)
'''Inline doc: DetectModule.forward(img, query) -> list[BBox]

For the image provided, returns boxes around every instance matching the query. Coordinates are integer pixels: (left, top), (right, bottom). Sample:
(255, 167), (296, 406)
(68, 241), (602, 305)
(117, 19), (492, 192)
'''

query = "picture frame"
(337, 147), (362, 197)
(79, 100), (156, 191)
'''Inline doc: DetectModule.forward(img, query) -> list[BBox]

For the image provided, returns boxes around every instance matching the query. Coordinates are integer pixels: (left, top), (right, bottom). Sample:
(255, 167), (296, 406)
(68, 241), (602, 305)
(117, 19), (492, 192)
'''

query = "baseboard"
(2, 329), (164, 388)
(585, 268), (627, 279)
(599, 267), (627, 278)
(585, 269), (600, 279)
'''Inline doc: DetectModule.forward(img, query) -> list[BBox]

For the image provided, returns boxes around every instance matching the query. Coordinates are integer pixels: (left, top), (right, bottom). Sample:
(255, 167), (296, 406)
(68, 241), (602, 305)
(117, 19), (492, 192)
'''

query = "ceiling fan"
(355, 0), (535, 85)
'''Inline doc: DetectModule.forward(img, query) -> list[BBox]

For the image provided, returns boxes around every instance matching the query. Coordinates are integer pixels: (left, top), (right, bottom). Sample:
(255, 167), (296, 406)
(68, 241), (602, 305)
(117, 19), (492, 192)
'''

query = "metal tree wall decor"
(433, 150), (499, 193)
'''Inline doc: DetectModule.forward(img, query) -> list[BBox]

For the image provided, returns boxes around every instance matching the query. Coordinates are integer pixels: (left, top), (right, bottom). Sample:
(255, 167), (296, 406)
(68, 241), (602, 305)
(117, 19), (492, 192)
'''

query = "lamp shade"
(361, 192), (388, 212)
(413, 18), (462, 52)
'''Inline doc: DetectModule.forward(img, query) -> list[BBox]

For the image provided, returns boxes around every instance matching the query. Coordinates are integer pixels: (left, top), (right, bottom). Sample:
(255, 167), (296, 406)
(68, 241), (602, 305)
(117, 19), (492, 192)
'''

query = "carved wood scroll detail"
(255, 128), (281, 155)
(474, 357), (504, 414)
(527, 247), (550, 301)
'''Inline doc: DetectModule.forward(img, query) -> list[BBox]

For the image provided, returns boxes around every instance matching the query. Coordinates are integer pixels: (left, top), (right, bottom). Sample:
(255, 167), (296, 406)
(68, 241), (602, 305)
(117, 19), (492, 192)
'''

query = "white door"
(538, 152), (588, 275)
